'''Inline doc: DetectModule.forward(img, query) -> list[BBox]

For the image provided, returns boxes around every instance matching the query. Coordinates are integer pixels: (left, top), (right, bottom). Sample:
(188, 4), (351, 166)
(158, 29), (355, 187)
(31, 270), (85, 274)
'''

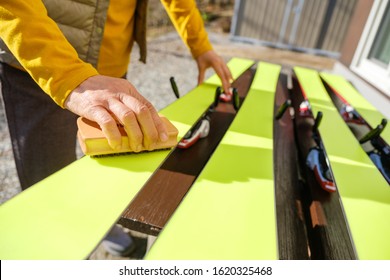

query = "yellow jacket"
(0, 0), (212, 107)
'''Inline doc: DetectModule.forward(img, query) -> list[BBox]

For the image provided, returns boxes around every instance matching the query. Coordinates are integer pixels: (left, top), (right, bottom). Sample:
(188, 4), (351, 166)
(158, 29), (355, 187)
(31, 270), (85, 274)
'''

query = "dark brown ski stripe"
(274, 73), (310, 259)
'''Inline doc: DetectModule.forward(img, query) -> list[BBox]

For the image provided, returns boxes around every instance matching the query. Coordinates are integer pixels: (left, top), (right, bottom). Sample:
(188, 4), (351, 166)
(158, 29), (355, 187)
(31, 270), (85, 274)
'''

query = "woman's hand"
(65, 75), (168, 152)
(196, 50), (233, 95)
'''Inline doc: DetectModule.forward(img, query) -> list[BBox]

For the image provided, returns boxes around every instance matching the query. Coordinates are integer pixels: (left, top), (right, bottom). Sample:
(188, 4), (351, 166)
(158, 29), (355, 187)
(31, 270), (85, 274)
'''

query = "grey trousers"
(0, 63), (78, 190)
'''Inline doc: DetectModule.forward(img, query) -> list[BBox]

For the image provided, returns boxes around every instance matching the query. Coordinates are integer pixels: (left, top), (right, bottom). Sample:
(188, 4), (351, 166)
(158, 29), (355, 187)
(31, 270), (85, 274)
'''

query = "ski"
(291, 69), (355, 259)
(145, 62), (282, 260)
(320, 72), (389, 184)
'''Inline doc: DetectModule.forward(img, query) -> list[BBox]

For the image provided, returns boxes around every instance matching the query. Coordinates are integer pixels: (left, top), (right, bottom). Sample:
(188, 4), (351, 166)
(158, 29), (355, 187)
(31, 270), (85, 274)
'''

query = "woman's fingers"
(65, 75), (168, 152)
(196, 50), (233, 95)
(86, 105), (123, 150)
(107, 100), (143, 151)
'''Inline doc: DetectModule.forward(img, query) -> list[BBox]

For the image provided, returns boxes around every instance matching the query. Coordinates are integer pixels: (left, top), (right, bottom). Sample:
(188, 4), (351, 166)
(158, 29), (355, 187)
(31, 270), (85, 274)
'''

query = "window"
(351, 0), (390, 96)
(369, 2), (390, 66)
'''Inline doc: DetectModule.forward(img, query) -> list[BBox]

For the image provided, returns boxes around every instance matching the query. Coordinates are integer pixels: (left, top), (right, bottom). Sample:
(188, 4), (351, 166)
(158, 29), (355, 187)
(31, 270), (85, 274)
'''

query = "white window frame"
(351, 0), (390, 97)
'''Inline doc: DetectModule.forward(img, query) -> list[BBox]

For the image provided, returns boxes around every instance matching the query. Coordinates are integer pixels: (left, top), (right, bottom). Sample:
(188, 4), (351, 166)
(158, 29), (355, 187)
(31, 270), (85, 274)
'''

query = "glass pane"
(369, 2), (390, 66)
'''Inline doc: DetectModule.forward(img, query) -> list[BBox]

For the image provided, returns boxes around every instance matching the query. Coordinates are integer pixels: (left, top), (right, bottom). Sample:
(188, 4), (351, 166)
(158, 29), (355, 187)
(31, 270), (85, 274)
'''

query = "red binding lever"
(177, 116), (210, 149)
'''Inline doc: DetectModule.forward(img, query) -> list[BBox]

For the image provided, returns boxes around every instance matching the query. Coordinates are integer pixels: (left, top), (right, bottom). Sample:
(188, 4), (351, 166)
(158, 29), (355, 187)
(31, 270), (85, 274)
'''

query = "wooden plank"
(145, 62), (281, 260)
(294, 66), (390, 260)
(0, 58), (254, 260)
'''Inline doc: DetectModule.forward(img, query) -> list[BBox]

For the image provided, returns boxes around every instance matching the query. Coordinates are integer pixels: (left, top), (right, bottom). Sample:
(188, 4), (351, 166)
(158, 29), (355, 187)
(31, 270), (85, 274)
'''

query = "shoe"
(102, 225), (136, 257)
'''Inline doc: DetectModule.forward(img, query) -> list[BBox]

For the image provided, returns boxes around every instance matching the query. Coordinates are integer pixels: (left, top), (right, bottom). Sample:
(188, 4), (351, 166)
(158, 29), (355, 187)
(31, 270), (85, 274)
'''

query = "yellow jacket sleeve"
(0, 1), (98, 107)
(160, 0), (213, 58)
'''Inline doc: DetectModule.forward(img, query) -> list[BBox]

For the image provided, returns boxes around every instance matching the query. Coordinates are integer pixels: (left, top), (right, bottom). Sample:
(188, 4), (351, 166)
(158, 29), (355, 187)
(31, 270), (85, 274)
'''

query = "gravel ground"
(0, 96), (20, 203)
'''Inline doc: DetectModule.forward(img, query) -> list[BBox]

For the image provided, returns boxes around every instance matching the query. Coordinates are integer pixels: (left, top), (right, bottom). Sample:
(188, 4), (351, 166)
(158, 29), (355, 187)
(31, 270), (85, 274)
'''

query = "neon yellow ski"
(146, 62), (281, 260)
(320, 72), (389, 143)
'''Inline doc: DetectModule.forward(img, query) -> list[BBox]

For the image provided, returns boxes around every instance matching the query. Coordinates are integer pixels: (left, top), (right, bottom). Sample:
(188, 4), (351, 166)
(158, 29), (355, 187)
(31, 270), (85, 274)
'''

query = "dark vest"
(0, 0), (148, 69)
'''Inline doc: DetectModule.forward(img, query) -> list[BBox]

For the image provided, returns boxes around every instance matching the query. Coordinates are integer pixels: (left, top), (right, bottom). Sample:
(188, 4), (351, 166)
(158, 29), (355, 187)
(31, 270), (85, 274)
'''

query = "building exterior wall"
(339, 0), (375, 65)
